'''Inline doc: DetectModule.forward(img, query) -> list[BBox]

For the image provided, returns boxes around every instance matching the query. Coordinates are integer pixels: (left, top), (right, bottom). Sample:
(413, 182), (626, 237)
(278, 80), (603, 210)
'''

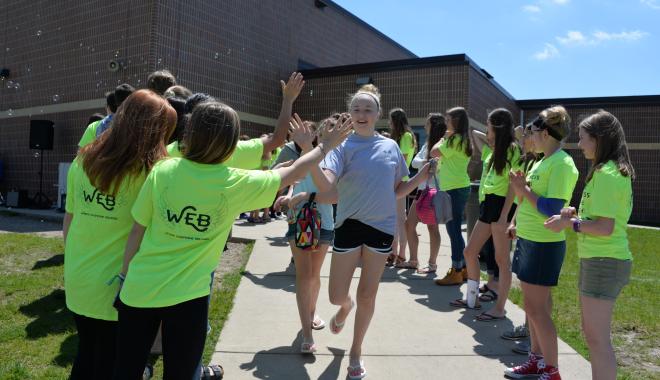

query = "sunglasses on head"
(526, 116), (563, 141)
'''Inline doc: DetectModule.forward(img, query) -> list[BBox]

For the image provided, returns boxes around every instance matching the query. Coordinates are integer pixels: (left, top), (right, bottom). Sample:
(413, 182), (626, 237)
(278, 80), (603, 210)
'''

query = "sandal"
(385, 254), (396, 267)
(329, 300), (355, 335)
(416, 263), (437, 274)
(395, 260), (418, 269)
(201, 364), (224, 380)
(300, 341), (316, 354)
(479, 289), (498, 302)
(479, 284), (490, 294)
(312, 315), (325, 330)
(347, 360), (366, 379)
(393, 256), (406, 267)
(475, 311), (506, 322)
(449, 298), (482, 309)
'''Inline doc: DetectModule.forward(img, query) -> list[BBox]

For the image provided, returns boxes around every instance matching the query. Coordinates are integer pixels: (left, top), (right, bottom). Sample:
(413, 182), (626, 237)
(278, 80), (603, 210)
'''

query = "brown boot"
(434, 268), (464, 286)
(461, 267), (468, 282)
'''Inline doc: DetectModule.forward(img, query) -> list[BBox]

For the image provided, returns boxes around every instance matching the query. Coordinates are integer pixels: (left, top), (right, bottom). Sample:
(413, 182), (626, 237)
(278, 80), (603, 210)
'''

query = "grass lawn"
(0, 232), (253, 380)
(508, 227), (660, 380)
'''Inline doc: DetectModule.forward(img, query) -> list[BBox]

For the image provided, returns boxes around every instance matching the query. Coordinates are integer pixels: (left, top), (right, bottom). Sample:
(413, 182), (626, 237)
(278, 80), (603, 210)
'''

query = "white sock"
(466, 279), (479, 308)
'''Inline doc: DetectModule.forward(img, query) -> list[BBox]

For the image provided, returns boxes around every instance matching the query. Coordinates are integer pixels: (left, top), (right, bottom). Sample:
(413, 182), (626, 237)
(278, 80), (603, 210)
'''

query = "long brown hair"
(446, 107), (472, 156)
(426, 113), (446, 160)
(183, 101), (240, 164)
(81, 89), (176, 195)
(487, 108), (518, 175)
(579, 110), (635, 182)
(389, 108), (417, 151)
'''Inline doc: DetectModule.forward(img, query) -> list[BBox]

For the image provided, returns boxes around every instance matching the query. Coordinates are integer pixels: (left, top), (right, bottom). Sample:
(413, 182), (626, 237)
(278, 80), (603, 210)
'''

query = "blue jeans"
(445, 187), (469, 269)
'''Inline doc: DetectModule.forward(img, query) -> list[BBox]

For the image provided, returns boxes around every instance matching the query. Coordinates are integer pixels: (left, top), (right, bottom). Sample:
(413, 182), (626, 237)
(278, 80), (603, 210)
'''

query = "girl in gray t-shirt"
(295, 85), (435, 379)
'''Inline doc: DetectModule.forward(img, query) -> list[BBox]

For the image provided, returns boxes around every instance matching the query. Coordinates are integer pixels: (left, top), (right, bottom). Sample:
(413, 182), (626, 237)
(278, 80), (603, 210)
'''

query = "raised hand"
(506, 223), (517, 240)
(290, 113), (315, 150)
(281, 72), (305, 104)
(508, 170), (527, 196)
(319, 114), (353, 151)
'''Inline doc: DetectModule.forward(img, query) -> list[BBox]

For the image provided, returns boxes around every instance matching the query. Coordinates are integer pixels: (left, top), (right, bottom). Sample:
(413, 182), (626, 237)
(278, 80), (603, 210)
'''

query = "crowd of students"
(63, 69), (635, 380)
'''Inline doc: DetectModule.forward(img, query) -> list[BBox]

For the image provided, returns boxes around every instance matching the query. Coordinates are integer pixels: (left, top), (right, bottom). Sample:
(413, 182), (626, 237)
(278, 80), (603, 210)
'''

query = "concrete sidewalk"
(210, 219), (591, 379)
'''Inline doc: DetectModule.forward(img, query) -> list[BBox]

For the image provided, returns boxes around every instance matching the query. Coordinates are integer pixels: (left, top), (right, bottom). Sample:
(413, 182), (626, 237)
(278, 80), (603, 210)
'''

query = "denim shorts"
(579, 257), (631, 300)
(285, 223), (334, 246)
(512, 237), (566, 286)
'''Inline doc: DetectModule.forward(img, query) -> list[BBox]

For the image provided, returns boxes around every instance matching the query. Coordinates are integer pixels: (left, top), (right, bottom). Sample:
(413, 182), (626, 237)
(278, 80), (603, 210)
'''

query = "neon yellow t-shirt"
(64, 159), (146, 321)
(78, 120), (101, 148)
(438, 135), (470, 191)
(120, 158), (281, 307)
(481, 144), (521, 199)
(399, 132), (415, 180)
(577, 161), (633, 260)
(166, 139), (264, 170)
(516, 150), (579, 242)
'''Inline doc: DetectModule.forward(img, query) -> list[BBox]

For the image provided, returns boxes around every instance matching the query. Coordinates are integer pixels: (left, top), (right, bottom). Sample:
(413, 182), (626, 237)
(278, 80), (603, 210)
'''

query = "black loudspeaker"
(29, 120), (54, 150)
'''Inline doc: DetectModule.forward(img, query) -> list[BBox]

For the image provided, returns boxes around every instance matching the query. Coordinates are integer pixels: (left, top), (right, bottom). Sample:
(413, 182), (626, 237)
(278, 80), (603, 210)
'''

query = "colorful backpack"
(294, 192), (322, 250)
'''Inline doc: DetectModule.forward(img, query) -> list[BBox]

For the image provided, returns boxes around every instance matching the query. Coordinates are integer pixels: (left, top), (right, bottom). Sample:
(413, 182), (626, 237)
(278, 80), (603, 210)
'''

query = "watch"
(572, 218), (582, 233)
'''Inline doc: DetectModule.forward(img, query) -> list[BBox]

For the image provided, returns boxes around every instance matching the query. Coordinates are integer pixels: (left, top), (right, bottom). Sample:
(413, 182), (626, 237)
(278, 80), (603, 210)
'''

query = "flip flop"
(347, 360), (366, 379)
(300, 341), (316, 354)
(476, 311), (506, 321)
(416, 264), (437, 274)
(479, 284), (490, 294)
(449, 298), (482, 309)
(396, 260), (418, 269)
(479, 289), (498, 302)
(312, 316), (325, 330)
(329, 300), (355, 334)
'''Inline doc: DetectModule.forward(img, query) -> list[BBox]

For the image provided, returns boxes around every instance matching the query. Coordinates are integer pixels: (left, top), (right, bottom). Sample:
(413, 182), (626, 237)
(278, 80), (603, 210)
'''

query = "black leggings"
(70, 313), (118, 380)
(112, 296), (209, 380)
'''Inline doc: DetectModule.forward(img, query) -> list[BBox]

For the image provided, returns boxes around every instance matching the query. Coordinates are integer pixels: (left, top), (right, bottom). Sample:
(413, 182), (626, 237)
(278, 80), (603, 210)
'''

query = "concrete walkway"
(211, 219), (591, 379)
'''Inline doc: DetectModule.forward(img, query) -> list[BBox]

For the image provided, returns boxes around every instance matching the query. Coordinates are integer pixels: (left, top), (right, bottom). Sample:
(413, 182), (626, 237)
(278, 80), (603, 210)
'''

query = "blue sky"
(333, 0), (660, 100)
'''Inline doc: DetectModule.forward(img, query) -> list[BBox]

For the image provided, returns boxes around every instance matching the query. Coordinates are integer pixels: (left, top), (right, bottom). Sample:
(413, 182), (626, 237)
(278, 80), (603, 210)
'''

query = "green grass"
(508, 227), (660, 380)
(0, 233), (253, 380)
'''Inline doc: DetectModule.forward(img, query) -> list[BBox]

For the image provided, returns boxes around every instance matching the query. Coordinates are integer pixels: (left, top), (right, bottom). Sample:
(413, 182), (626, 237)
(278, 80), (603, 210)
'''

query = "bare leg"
(485, 223), (511, 317)
(405, 199), (420, 264)
(328, 248), (361, 326)
(427, 223), (440, 266)
(396, 198), (407, 259)
(521, 281), (558, 367)
(349, 247), (388, 365)
(581, 295), (617, 380)
(291, 243), (328, 342)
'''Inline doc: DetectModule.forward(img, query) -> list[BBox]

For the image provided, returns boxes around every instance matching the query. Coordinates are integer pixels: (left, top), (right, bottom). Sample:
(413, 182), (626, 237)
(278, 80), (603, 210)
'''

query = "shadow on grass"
(32, 254), (64, 270)
(53, 333), (78, 367)
(19, 289), (74, 339)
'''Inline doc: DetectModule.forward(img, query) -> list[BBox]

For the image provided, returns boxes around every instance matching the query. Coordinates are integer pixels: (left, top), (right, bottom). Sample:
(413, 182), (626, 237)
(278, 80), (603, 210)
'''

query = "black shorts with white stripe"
(333, 218), (394, 255)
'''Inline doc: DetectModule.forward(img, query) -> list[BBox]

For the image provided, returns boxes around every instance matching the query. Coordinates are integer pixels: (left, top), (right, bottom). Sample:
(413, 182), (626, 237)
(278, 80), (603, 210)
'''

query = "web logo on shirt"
(166, 206), (212, 232)
(82, 188), (115, 211)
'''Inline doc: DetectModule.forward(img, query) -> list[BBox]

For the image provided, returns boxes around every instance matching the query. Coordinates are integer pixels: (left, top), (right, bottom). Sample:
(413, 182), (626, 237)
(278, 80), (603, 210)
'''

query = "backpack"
(294, 192), (322, 250)
(416, 173), (453, 225)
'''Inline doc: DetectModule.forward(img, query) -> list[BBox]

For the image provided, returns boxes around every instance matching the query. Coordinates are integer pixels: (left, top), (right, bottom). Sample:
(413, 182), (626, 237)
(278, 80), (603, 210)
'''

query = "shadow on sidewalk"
(242, 269), (296, 293)
(397, 273), (463, 313)
(239, 331), (316, 379)
(456, 308), (521, 368)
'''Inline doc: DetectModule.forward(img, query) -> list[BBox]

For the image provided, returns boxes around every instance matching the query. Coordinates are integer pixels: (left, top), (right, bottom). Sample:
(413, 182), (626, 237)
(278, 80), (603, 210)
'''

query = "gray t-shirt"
(322, 133), (409, 235)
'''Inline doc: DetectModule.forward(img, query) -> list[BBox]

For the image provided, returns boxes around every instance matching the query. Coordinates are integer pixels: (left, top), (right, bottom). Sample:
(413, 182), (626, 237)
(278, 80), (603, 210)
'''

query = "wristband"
(572, 218), (582, 233)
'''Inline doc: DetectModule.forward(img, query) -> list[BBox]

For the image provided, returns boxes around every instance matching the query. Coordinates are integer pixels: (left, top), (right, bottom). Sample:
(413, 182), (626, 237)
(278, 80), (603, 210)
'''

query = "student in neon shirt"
(450, 109), (520, 320)
(63, 90), (176, 380)
(273, 114), (337, 354)
(111, 101), (352, 380)
(544, 110), (634, 380)
(505, 106), (579, 380)
(167, 72), (305, 172)
(312, 85), (437, 379)
(406, 113), (447, 273)
(387, 108), (417, 268)
(431, 107), (473, 286)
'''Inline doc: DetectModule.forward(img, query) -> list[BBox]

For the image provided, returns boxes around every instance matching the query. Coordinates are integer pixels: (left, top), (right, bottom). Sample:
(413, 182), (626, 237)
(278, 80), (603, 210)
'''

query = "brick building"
(1, 1), (658, 224)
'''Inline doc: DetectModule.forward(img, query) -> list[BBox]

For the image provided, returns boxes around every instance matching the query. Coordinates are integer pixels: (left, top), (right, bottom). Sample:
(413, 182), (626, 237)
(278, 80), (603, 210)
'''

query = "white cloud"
(557, 30), (587, 45)
(552, 0), (570, 4)
(641, 0), (660, 10)
(533, 43), (560, 60)
(523, 4), (542, 12)
(592, 30), (649, 42)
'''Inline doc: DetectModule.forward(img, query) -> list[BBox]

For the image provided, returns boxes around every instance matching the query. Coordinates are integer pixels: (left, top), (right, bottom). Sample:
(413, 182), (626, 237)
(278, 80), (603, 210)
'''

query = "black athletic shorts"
(479, 194), (517, 224)
(333, 218), (394, 255)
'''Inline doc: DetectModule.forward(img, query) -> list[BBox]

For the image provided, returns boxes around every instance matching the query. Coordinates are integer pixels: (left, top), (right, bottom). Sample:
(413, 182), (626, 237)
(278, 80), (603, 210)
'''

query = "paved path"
(211, 219), (591, 379)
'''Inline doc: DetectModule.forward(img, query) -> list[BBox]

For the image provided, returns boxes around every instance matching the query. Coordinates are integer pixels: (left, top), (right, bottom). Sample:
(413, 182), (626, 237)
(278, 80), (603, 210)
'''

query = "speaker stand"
(32, 149), (51, 209)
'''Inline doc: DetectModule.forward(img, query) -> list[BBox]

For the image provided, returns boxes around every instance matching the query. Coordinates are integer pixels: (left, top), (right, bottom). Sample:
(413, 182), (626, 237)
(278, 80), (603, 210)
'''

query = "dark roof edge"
(324, 1), (417, 58)
(517, 95), (660, 108)
(299, 54), (470, 78)
(464, 56), (516, 101)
